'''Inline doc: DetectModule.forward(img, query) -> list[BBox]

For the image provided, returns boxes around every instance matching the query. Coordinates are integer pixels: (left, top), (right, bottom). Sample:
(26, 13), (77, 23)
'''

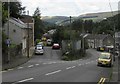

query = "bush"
(61, 56), (69, 61)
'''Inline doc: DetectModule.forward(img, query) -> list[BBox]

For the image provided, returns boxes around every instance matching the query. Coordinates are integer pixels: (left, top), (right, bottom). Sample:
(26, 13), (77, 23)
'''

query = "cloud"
(21, 0), (119, 16)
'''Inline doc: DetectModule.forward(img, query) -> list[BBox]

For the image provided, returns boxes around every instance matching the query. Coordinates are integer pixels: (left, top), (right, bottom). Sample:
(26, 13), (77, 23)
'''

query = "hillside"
(78, 11), (118, 22)
(41, 11), (118, 26)
(41, 16), (70, 24)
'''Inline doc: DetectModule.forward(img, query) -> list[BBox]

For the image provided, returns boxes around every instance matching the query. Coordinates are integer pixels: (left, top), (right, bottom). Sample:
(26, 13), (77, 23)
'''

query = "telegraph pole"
(82, 20), (85, 54)
(27, 10), (29, 58)
(113, 24), (116, 61)
(70, 16), (73, 55)
(7, 0), (10, 63)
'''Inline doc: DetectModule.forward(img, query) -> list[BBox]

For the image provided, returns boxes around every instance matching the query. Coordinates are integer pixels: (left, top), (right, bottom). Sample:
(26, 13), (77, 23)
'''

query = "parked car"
(115, 50), (119, 56)
(97, 52), (112, 67)
(96, 46), (105, 51)
(35, 45), (44, 55)
(47, 39), (52, 46)
(52, 43), (60, 49)
(37, 42), (44, 48)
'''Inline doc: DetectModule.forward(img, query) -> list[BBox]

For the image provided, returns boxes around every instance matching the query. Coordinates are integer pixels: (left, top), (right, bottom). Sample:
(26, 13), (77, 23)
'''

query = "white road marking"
(45, 70), (61, 76)
(35, 64), (39, 66)
(86, 63), (88, 64)
(47, 62), (52, 64)
(66, 67), (72, 70)
(52, 62), (57, 63)
(18, 78), (34, 83)
(78, 64), (82, 66)
(0, 71), (7, 73)
(28, 65), (34, 68)
(18, 67), (23, 69)
(43, 63), (47, 64)
(86, 62), (90, 64)
(71, 66), (76, 68)
(8, 69), (14, 71)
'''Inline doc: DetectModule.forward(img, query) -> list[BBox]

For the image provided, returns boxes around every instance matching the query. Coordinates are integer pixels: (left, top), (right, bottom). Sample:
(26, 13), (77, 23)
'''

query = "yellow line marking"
(98, 77), (106, 84)
(101, 78), (106, 84)
(98, 78), (103, 84)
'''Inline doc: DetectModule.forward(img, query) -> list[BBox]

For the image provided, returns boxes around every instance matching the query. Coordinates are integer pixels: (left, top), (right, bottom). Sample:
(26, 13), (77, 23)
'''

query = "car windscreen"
(99, 54), (110, 59)
(36, 45), (42, 47)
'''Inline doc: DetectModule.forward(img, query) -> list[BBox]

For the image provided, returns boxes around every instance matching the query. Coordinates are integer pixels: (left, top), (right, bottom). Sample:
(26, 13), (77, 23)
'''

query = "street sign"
(6, 39), (10, 45)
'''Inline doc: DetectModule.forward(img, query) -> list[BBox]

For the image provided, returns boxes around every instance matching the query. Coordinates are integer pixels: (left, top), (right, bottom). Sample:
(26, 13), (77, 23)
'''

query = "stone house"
(85, 34), (114, 48)
(3, 17), (34, 57)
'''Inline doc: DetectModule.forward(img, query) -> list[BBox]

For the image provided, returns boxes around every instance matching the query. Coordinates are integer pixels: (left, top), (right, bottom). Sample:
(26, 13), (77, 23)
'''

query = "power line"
(108, 0), (114, 16)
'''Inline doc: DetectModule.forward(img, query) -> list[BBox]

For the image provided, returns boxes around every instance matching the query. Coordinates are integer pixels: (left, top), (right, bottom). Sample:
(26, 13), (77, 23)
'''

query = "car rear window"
(54, 44), (59, 46)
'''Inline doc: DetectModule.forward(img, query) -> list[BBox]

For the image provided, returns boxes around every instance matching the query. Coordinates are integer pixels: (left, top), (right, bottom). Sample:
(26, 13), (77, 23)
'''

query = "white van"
(47, 39), (52, 46)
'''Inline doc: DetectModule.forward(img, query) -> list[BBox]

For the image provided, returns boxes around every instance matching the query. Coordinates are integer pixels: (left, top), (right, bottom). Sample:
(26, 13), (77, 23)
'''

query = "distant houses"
(85, 34), (114, 48)
(3, 16), (35, 57)
(115, 32), (120, 45)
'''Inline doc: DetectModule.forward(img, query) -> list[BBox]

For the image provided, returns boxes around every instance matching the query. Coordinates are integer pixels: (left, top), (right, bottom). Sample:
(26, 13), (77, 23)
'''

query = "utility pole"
(113, 24), (116, 61)
(7, 0), (10, 63)
(82, 20), (85, 54)
(70, 16), (73, 55)
(27, 10), (29, 58)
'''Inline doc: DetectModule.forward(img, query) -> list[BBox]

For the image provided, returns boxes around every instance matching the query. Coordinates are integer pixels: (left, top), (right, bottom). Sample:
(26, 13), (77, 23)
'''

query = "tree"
(2, 1), (25, 18)
(72, 19), (83, 32)
(84, 20), (93, 33)
(33, 7), (45, 39)
(2, 1), (25, 25)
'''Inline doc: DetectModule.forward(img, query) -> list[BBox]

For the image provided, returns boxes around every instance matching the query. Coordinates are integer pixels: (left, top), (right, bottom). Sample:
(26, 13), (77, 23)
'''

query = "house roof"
(85, 34), (110, 40)
(115, 31), (120, 37)
(20, 15), (34, 23)
(9, 17), (31, 29)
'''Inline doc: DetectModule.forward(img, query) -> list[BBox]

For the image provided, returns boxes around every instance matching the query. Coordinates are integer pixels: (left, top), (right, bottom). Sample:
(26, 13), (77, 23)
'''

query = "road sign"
(6, 39), (10, 45)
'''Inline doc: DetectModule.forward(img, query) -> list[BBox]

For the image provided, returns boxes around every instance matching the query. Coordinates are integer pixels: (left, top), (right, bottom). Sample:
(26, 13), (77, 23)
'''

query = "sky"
(20, 0), (119, 16)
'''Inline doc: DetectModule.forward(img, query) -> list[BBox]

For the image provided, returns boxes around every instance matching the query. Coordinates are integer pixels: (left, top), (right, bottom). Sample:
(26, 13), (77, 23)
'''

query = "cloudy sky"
(21, 0), (119, 16)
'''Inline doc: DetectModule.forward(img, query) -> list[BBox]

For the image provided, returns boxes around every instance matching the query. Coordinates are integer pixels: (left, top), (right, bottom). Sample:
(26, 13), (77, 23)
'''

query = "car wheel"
(97, 63), (99, 66)
(109, 63), (112, 67)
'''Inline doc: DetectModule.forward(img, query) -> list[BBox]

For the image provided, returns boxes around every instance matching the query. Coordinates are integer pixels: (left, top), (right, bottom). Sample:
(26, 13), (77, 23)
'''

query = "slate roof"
(85, 34), (111, 40)
(115, 32), (120, 38)
(20, 15), (34, 23)
(9, 17), (32, 29)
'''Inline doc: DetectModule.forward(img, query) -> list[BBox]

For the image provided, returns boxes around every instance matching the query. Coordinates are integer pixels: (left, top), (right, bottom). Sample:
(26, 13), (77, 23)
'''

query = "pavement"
(2, 56), (31, 71)
(2, 46), (35, 71)
(109, 55), (119, 83)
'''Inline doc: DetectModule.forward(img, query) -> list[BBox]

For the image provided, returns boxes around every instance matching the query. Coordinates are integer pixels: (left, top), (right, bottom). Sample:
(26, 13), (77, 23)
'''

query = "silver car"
(35, 46), (44, 55)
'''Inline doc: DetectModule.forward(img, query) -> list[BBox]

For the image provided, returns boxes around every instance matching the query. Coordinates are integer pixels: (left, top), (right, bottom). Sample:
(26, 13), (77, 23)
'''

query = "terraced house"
(85, 34), (114, 49)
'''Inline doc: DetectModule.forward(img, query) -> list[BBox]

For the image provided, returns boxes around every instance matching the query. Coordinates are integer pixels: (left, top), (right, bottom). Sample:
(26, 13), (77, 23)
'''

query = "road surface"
(2, 47), (112, 83)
